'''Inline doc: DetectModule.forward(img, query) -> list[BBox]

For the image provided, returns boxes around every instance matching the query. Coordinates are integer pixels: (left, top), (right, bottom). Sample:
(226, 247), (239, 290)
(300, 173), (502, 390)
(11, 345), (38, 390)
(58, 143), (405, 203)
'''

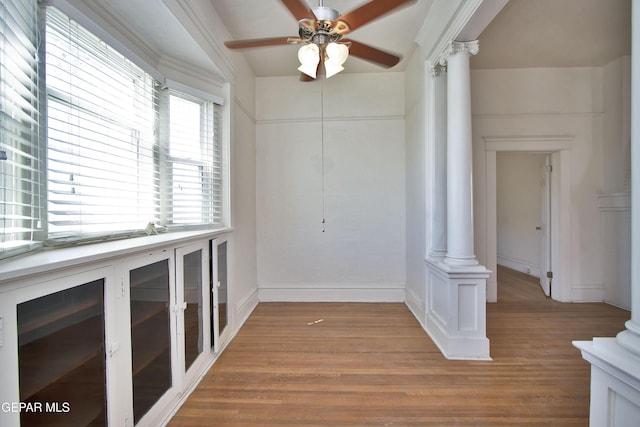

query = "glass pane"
(129, 260), (171, 424)
(17, 279), (107, 426)
(217, 241), (228, 334)
(209, 240), (215, 350)
(183, 249), (203, 371)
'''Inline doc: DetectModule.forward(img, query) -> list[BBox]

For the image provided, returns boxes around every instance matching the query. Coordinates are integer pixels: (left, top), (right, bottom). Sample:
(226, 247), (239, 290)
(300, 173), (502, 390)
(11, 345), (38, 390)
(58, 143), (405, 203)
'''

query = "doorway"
(483, 136), (572, 303)
(496, 152), (549, 296)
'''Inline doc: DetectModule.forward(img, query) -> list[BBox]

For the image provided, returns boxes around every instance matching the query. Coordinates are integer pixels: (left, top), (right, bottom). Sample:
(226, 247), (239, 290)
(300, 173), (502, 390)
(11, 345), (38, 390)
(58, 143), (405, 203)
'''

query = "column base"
(443, 254), (480, 267)
(617, 322), (640, 358)
(574, 338), (640, 426)
(424, 258), (491, 360)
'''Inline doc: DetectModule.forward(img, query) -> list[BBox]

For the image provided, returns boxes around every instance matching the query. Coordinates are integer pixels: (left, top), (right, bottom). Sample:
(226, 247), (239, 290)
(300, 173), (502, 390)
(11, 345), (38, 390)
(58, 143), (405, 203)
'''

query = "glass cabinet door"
(15, 273), (108, 427)
(217, 240), (228, 337)
(175, 242), (209, 386)
(126, 255), (176, 426)
(209, 238), (229, 353)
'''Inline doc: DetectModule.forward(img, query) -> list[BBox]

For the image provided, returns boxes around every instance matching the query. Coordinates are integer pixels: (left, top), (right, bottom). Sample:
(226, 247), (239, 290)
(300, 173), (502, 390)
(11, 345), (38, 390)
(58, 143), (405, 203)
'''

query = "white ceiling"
(96, 0), (632, 78)
(210, 0), (434, 76)
(471, 0), (631, 69)
(209, 0), (632, 76)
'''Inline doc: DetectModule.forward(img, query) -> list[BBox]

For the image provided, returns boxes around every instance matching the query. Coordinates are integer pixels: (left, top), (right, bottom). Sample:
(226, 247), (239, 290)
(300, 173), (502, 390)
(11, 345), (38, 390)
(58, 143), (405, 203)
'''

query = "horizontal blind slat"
(45, 7), (159, 239)
(0, 0), (42, 256)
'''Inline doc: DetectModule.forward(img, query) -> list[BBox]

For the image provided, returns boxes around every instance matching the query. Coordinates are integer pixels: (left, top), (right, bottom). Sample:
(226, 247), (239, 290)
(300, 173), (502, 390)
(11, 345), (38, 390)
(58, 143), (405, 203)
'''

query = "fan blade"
(280, 0), (315, 20)
(224, 37), (296, 49)
(334, 0), (417, 34)
(343, 39), (401, 68)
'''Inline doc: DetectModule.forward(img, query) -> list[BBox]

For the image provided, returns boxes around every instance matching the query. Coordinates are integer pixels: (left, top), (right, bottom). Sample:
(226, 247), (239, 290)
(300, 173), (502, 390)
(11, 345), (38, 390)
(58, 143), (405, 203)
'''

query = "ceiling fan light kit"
(297, 43), (320, 78)
(224, 0), (417, 80)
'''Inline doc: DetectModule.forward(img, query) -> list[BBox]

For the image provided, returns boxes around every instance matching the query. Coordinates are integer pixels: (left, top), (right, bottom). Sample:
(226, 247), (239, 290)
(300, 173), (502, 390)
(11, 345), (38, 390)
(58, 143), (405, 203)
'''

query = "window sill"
(0, 228), (232, 284)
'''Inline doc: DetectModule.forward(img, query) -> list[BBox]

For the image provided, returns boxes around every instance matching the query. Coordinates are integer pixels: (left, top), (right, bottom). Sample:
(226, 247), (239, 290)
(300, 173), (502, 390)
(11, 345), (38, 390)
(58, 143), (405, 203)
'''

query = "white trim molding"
(258, 282), (406, 303)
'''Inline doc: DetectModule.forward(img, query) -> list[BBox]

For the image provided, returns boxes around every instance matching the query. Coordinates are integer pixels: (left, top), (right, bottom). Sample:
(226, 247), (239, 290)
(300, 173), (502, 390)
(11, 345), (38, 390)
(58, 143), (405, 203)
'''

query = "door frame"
(483, 136), (573, 302)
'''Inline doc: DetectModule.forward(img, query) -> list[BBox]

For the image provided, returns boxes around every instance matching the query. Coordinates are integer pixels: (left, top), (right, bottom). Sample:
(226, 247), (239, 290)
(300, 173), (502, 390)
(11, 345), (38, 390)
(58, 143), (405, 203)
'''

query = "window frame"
(0, 1), (230, 259)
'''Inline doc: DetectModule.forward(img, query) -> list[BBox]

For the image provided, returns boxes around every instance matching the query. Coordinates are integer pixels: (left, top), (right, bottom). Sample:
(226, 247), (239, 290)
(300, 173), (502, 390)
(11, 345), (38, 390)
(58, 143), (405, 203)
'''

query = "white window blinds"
(0, 5), (226, 256)
(0, 0), (43, 256)
(45, 7), (159, 241)
(162, 91), (223, 227)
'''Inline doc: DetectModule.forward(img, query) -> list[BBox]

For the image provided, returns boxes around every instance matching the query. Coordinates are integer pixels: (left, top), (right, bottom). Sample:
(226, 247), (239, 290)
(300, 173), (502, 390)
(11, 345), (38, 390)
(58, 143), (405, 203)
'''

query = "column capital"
(431, 63), (447, 77)
(438, 40), (479, 65)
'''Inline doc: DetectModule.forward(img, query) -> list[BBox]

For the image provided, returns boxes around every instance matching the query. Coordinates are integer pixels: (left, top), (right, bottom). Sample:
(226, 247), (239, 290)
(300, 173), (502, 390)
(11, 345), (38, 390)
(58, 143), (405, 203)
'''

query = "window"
(0, 0), (44, 256)
(161, 91), (223, 226)
(0, 4), (226, 258)
(45, 8), (158, 240)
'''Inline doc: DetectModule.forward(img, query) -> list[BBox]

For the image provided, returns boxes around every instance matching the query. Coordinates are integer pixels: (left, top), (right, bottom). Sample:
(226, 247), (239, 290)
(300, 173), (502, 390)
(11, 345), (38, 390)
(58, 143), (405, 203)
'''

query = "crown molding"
(416, 0), (483, 65)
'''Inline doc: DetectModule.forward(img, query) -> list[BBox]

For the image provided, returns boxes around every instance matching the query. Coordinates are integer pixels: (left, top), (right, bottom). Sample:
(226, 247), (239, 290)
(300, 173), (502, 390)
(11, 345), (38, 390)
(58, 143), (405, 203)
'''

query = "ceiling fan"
(224, 0), (417, 80)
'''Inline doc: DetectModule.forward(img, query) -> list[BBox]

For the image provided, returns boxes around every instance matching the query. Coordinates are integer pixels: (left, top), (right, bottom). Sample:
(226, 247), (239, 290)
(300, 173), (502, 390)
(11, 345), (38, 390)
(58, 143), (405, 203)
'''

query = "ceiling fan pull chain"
(320, 75), (326, 232)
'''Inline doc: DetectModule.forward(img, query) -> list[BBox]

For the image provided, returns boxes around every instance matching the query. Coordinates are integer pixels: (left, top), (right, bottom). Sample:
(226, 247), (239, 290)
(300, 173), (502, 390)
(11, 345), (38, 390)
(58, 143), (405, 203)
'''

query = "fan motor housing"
(311, 6), (339, 21)
(298, 6), (343, 45)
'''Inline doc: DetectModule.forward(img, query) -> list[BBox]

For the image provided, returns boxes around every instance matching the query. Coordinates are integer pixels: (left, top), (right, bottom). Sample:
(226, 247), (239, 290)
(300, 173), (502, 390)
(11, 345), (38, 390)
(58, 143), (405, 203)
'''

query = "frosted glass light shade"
(324, 61), (344, 78)
(326, 42), (349, 65)
(325, 42), (349, 78)
(298, 44), (320, 78)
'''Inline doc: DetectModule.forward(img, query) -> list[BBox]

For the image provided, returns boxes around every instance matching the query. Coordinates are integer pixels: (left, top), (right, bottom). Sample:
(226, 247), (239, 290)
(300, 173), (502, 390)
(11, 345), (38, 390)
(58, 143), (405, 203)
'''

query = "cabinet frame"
(0, 266), (116, 427)
(175, 241), (211, 390)
(117, 249), (178, 427)
(0, 231), (233, 427)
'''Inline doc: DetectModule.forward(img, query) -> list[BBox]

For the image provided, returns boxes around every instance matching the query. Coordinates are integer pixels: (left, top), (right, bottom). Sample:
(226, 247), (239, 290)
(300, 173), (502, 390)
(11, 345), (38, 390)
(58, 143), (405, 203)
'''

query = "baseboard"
(425, 312), (492, 361)
(235, 287), (259, 327)
(257, 282), (405, 302)
(571, 284), (605, 302)
(405, 286), (424, 328)
(497, 255), (540, 277)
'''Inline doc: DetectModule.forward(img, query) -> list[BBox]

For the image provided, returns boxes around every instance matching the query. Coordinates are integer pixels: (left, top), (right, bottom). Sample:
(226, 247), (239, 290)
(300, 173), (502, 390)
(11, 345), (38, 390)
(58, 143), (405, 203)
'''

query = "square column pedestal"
(425, 258), (491, 360)
(574, 338), (640, 426)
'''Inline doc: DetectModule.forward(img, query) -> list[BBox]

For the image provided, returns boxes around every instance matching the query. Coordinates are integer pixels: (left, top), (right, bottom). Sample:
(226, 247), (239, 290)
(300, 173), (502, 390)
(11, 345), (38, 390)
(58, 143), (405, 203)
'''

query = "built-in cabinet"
(0, 234), (231, 427)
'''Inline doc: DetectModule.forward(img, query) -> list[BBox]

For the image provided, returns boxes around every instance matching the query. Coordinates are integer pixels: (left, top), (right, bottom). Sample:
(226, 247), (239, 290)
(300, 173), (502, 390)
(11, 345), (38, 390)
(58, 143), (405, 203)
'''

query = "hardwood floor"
(168, 266), (629, 426)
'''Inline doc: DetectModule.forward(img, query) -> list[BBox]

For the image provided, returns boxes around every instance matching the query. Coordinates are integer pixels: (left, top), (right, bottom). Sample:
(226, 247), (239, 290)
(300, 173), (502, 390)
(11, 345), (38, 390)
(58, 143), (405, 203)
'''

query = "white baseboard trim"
(497, 255), (540, 277)
(257, 282), (405, 302)
(405, 286), (424, 327)
(234, 288), (259, 327)
(571, 284), (605, 302)
(425, 312), (492, 361)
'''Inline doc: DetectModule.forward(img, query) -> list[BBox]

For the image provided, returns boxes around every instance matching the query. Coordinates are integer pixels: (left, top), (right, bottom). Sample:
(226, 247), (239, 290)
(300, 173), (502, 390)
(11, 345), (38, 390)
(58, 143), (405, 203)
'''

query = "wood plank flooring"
(168, 266), (630, 426)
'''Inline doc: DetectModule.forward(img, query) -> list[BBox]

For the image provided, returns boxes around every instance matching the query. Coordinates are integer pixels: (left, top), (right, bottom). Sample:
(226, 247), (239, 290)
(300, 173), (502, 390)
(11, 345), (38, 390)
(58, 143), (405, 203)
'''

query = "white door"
(539, 154), (552, 296)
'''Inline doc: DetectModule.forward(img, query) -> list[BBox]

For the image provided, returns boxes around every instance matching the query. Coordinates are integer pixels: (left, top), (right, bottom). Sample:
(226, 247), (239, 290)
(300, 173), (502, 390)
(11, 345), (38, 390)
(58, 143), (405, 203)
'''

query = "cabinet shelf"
(19, 315), (104, 401)
(130, 300), (166, 328)
(130, 307), (171, 376)
(18, 298), (100, 336)
(20, 356), (107, 427)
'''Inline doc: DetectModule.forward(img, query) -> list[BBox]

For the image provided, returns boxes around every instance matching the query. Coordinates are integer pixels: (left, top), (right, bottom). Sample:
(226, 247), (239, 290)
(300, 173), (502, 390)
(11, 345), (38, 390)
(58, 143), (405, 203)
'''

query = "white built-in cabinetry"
(0, 232), (230, 427)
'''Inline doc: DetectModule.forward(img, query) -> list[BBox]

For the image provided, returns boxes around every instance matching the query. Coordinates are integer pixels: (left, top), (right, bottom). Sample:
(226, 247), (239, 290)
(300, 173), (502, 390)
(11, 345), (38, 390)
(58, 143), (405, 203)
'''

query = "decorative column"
(429, 63), (448, 259)
(618, 0), (640, 358)
(442, 40), (479, 266)
(574, 1), (640, 424)
(423, 40), (490, 360)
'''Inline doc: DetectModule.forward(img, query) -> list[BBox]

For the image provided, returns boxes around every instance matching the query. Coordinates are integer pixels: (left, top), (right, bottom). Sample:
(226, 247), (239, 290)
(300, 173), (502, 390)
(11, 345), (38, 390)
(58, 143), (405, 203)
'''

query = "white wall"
(496, 152), (546, 276)
(599, 56), (632, 309)
(255, 73), (406, 301)
(472, 66), (605, 302)
(230, 72), (259, 322)
(404, 49), (427, 320)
